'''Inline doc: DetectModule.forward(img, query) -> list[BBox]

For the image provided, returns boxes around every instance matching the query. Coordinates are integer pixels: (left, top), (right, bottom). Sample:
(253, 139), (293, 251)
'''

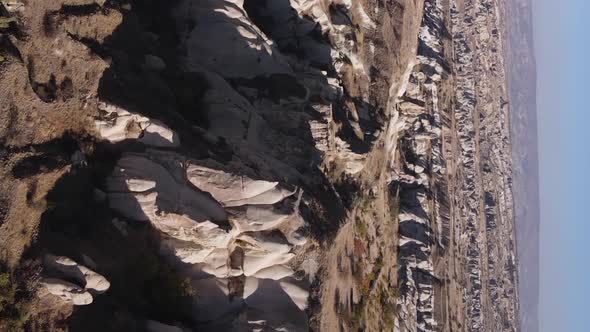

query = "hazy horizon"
(534, 0), (590, 331)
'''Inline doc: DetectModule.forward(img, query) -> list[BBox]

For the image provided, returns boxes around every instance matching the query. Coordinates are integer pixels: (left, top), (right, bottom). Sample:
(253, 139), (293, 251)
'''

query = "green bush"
(0, 17), (16, 29)
(355, 217), (368, 238)
(0, 272), (10, 288)
(0, 270), (30, 331)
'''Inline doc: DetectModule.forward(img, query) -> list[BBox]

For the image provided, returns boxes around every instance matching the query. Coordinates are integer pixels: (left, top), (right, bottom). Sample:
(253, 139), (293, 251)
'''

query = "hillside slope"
(0, 0), (519, 331)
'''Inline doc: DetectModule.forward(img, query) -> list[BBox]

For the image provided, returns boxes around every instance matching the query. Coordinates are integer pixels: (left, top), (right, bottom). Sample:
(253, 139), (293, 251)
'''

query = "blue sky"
(534, 0), (590, 331)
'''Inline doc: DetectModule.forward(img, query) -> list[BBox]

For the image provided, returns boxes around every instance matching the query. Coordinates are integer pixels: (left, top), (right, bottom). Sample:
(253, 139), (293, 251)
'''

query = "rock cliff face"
(0, 0), (520, 330)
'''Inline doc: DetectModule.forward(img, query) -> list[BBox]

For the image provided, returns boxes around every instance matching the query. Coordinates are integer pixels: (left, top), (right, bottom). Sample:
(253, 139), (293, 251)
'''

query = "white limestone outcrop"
(40, 255), (110, 306)
(96, 105), (310, 328)
(89, 0), (402, 328)
(40, 278), (93, 306)
(103, 150), (305, 281)
(95, 102), (180, 147)
(44, 255), (111, 294)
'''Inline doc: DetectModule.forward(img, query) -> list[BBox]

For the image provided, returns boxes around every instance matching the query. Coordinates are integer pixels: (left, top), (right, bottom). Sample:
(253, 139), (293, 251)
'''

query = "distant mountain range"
(506, 0), (540, 331)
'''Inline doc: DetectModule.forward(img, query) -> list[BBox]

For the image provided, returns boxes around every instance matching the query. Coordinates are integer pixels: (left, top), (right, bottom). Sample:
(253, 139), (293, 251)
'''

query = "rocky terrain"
(0, 0), (520, 331)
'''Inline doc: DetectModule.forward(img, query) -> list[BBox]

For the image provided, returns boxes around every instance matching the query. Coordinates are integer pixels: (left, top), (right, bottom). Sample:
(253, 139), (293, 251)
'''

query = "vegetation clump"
(0, 17), (16, 29)
(355, 216), (368, 238)
(0, 265), (32, 331)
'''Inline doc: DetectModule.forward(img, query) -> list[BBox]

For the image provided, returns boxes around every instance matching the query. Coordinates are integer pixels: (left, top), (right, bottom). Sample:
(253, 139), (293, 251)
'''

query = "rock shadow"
(18, 0), (386, 329)
(28, 137), (198, 331)
(93, 0), (347, 237)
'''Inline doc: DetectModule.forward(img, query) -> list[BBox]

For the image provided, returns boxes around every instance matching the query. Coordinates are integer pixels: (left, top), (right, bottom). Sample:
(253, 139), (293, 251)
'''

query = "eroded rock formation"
(0, 0), (521, 330)
(392, 0), (519, 331)
(40, 255), (110, 306)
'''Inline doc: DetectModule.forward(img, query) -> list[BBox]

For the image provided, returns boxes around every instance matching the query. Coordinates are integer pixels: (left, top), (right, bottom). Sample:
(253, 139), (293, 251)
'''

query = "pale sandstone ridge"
(174, 0), (377, 177)
(0, 0), (519, 329)
(97, 98), (310, 329)
(91, 0), (387, 328)
(39, 255), (110, 306)
(95, 102), (180, 147)
(40, 279), (94, 306)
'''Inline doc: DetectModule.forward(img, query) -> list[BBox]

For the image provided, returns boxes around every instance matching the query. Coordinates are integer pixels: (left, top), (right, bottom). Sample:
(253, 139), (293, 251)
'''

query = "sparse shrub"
(380, 285), (397, 329)
(0, 268), (31, 332)
(349, 301), (365, 331)
(0, 272), (10, 289)
(360, 272), (375, 296)
(113, 253), (194, 324)
(355, 217), (368, 238)
(0, 17), (16, 29)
